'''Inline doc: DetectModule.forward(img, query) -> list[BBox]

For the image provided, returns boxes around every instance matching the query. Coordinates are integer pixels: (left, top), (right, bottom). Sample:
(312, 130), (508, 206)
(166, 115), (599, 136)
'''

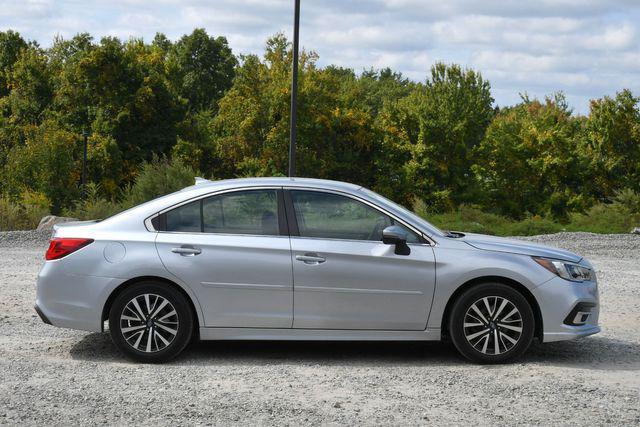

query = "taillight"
(45, 238), (94, 260)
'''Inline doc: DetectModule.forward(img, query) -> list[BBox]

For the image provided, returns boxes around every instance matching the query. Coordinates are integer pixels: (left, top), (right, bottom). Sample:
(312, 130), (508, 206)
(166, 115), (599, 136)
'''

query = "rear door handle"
(171, 246), (202, 256)
(295, 253), (326, 264)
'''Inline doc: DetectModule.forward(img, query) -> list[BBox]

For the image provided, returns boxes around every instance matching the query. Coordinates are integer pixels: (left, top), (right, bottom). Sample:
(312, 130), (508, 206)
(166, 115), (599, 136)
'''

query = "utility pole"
(81, 129), (88, 198)
(288, 0), (300, 177)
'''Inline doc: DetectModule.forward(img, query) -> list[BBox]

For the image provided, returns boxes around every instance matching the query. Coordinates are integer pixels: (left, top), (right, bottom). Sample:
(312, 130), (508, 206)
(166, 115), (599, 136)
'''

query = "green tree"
(6, 46), (53, 125)
(211, 34), (379, 186)
(171, 29), (236, 112)
(472, 94), (587, 219)
(376, 63), (494, 205)
(583, 89), (640, 198)
(0, 30), (28, 97)
(1, 120), (80, 211)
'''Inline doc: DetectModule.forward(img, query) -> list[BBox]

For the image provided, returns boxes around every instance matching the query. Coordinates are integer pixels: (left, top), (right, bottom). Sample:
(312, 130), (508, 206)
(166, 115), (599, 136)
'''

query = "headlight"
(532, 257), (593, 282)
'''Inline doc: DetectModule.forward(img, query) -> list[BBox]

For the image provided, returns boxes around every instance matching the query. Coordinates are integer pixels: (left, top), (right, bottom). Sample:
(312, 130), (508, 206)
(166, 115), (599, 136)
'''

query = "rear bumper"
(34, 304), (51, 325)
(36, 260), (122, 332)
(532, 275), (600, 343)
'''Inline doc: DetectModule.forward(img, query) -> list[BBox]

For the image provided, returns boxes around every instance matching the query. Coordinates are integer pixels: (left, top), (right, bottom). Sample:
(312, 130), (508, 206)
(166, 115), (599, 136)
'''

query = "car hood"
(459, 232), (582, 263)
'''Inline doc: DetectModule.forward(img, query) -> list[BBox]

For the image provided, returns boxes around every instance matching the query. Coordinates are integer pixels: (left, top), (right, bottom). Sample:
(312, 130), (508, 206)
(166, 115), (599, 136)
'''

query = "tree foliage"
(0, 29), (639, 224)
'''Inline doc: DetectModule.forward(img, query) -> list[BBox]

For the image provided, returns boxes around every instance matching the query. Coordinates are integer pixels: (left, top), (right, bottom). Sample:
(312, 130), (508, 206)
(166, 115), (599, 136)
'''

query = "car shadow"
(70, 332), (640, 370)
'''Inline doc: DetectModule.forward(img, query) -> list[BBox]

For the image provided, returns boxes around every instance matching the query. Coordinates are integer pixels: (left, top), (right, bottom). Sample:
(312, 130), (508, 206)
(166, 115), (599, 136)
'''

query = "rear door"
(155, 188), (293, 328)
(287, 189), (436, 330)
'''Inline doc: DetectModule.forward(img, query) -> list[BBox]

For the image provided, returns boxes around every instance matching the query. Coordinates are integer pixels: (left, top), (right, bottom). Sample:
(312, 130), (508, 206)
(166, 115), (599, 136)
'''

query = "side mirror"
(382, 225), (411, 255)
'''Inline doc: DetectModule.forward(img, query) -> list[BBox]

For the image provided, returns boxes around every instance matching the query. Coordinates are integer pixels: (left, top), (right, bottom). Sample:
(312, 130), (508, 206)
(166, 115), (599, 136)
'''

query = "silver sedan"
(35, 177), (600, 363)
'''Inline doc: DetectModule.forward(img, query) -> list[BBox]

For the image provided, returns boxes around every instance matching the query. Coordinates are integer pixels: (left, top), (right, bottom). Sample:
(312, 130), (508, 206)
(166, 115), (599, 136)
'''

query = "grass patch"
(414, 195), (640, 236)
(0, 191), (50, 231)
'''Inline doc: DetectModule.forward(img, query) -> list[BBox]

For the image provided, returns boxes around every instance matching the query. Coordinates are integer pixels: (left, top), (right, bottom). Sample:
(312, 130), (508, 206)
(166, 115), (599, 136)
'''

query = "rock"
(36, 215), (79, 231)
(631, 227), (640, 235)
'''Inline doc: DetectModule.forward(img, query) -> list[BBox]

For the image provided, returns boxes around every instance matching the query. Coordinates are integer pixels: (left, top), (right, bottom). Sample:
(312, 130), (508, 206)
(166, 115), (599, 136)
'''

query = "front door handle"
(295, 253), (326, 264)
(171, 246), (202, 256)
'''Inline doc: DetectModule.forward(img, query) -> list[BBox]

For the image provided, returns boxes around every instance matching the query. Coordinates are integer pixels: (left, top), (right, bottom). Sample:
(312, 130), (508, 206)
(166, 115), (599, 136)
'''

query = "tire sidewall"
(449, 283), (535, 364)
(109, 282), (193, 363)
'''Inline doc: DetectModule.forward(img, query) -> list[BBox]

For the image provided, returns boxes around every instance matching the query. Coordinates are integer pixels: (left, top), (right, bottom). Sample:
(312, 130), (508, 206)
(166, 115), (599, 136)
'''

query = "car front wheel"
(449, 283), (535, 364)
(109, 282), (194, 363)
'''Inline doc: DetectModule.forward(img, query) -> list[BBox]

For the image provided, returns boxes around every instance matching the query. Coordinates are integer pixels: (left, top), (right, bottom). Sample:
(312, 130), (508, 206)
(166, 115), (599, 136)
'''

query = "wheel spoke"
(157, 310), (177, 323)
(500, 331), (518, 345)
(122, 324), (146, 334)
(132, 330), (145, 350)
(493, 298), (509, 321)
(470, 303), (489, 324)
(146, 328), (152, 352)
(130, 298), (147, 320)
(155, 330), (170, 346)
(498, 307), (519, 323)
(480, 334), (490, 353)
(483, 297), (494, 317)
(144, 294), (151, 314)
(464, 322), (484, 328)
(466, 328), (490, 341)
(155, 323), (177, 336)
(149, 299), (169, 320)
(498, 323), (522, 333)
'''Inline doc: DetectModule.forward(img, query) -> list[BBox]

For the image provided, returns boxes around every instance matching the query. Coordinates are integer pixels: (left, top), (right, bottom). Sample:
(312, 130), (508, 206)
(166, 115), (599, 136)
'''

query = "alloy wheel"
(119, 293), (179, 353)
(463, 296), (523, 355)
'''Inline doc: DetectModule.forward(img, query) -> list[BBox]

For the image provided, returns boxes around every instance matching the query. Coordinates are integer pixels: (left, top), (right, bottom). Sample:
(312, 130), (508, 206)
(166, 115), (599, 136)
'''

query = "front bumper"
(532, 275), (600, 343)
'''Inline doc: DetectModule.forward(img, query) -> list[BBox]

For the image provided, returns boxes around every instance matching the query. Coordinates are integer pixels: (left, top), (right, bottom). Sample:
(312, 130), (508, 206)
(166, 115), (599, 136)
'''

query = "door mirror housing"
(382, 225), (410, 255)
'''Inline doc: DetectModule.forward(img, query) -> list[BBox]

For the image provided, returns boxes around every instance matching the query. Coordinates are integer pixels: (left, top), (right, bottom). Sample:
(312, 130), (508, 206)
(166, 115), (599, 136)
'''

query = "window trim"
(144, 185), (435, 245)
(145, 186), (286, 238)
(283, 188), (432, 245)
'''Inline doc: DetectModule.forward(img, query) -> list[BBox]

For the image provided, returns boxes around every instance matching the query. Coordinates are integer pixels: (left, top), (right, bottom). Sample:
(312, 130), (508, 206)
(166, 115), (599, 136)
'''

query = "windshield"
(359, 188), (445, 238)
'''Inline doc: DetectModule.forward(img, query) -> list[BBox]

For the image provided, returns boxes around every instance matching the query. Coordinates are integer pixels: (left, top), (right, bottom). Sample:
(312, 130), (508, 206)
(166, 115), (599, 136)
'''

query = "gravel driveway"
(1, 231), (639, 425)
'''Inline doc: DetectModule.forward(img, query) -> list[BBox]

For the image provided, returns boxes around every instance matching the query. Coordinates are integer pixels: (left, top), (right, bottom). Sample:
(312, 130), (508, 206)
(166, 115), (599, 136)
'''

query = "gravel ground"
(0, 231), (639, 425)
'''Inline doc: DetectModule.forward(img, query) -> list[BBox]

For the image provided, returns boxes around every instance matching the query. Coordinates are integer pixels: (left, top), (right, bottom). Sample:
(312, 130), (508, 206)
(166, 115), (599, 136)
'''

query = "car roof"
(181, 177), (363, 194)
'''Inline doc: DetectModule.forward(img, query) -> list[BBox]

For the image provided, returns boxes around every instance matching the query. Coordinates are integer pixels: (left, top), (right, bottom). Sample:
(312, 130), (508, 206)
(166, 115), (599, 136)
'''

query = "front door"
(287, 189), (436, 330)
(155, 188), (293, 328)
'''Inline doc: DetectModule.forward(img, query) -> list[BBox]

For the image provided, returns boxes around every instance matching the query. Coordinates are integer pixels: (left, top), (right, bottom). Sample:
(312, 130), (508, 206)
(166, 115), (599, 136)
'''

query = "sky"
(1, 0), (639, 114)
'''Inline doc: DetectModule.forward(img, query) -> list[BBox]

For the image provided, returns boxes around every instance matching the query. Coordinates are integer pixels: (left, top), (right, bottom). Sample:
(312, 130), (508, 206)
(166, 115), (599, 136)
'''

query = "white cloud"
(0, 0), (639, 113)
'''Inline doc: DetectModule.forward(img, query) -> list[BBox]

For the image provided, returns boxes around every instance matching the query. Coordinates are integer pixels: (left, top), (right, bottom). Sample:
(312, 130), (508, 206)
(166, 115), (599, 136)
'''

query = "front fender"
(426, 244), (554, 329)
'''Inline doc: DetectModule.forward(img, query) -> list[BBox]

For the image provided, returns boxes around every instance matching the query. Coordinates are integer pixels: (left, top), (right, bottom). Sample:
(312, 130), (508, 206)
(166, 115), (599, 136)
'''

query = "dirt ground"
(0, 232), (639, 425)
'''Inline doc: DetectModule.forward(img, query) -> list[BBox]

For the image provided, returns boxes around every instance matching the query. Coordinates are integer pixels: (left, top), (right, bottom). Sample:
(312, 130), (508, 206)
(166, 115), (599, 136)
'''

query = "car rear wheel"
(109, 282), (193, 363)
(449, 283), (534, 364)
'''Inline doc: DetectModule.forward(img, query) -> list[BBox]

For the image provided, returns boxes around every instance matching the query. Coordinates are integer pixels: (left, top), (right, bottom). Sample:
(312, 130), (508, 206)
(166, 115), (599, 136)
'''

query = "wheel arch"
(440, 275), (543, 342)
(101, 275), (201, 335)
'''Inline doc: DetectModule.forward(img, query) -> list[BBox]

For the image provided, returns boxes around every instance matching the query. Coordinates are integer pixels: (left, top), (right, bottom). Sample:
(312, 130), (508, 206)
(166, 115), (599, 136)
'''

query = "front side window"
(290, 190), (420, 242)
(161, 189), (279, 236)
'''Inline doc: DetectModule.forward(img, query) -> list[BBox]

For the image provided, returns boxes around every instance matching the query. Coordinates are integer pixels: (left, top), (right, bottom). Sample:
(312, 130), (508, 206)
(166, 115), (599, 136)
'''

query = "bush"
(567, 204), (639, 234)
(121, 156), (198, 208)
(0, 190), (50, 230)
(413, 199), (565, 236)
(508, 215), (563, 236)
(62, 183), (122, 220)
(64, 157), (199, 220)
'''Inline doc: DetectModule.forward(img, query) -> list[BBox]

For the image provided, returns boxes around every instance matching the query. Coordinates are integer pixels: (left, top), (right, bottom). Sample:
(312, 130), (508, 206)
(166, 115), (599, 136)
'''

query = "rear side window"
(165, 200), (201, 232)
(158, 189), (280, 236)
(203, 190), (278, 235)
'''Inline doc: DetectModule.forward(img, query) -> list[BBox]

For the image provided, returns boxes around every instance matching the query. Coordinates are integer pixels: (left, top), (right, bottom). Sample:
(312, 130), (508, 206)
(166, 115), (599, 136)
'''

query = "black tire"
(109, 282), (194, 363)
(449, 283), (534, 364)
